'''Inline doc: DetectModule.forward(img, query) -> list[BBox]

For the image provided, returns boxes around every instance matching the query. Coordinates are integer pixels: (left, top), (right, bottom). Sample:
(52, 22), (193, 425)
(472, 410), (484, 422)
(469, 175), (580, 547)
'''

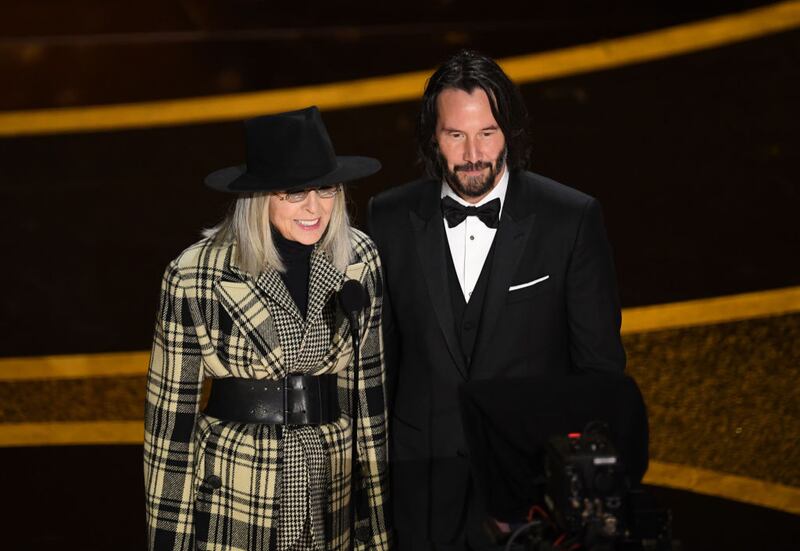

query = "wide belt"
(204, 375), (340, 425)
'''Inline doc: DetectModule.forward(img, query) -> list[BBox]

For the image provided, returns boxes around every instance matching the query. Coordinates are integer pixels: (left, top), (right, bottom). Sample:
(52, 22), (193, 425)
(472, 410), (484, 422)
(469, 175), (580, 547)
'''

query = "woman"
(144, 106), (390, 551)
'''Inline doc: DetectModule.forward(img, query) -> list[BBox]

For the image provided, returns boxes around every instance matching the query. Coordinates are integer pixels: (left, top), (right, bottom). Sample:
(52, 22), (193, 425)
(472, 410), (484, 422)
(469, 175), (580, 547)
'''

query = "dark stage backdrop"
(0, 0), (781, 110)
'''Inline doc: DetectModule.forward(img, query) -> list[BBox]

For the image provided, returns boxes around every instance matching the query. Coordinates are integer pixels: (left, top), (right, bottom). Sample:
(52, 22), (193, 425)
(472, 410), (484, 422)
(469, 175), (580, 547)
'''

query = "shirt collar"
(440, 167), (509, 218)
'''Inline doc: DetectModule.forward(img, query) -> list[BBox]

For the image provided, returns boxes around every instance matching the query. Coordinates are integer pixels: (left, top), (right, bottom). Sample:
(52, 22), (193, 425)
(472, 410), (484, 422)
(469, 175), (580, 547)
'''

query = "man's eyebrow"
(439, 125), (499, 132)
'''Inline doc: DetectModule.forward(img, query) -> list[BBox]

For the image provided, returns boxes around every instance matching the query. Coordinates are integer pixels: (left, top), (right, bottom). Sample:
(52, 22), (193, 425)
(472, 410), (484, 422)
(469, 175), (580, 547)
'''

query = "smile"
(295, 218), (321, 229)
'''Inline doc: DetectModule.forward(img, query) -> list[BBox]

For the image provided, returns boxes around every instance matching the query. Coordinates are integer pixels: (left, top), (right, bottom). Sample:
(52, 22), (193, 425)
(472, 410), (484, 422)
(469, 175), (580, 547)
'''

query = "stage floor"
(1, 445), (797, 550)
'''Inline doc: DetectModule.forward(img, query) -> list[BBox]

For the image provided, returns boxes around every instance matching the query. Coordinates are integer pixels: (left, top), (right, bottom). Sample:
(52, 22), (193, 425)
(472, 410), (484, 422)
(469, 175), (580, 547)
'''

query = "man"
(367, 50), (625, 550)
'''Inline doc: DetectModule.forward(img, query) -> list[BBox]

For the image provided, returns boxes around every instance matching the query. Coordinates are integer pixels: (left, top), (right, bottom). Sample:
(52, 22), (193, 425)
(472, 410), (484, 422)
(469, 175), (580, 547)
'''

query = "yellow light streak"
(644, 460), (800, 515)
(621, 285), (800, 334)
(0, 351), (150, 381)
(1, 1), (799, 136)
(0, 420), (143, 446)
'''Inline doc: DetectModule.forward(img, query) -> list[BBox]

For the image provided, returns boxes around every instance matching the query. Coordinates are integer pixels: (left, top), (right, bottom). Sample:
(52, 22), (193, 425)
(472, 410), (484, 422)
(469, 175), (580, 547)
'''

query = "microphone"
(337, 278), (367, 550)
(338, 279), (366, 337)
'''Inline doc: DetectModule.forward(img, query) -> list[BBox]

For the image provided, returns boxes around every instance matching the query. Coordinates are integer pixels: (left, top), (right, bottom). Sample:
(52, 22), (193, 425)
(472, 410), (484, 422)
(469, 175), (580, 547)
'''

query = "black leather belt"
(204, 375), (340, 425)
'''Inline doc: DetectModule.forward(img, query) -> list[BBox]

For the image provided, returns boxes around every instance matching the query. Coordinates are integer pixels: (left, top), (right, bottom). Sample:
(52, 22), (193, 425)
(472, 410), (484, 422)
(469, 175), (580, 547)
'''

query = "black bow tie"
(441, 196), (501, 229)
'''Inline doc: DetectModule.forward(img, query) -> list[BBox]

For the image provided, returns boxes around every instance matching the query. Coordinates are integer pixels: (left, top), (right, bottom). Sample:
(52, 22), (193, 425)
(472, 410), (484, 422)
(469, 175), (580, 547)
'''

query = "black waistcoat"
(446, 243), (496, 370)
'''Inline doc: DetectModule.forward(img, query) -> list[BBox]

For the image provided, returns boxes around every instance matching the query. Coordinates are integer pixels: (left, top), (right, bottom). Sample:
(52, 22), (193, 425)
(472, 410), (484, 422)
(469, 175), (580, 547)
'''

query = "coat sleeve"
(143, 260), (204, 551)
(566, 198), (627, 373)
(353, 250), (392, 550)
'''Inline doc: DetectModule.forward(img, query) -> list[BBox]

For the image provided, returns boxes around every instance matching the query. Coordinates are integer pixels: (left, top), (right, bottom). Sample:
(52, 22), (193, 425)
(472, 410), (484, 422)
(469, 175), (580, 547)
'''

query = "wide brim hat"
(205, 106), (381, 193)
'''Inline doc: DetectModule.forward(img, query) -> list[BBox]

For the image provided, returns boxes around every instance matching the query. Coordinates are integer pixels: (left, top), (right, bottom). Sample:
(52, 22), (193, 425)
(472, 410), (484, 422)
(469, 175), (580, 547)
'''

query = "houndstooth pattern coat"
(144, 228), (390, 551)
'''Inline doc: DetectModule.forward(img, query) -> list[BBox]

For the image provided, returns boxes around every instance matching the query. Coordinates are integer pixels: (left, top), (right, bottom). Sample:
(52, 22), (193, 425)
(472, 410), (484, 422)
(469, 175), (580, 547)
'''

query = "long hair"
(417, 50), (531, 181)
(203, 190), (352, 276)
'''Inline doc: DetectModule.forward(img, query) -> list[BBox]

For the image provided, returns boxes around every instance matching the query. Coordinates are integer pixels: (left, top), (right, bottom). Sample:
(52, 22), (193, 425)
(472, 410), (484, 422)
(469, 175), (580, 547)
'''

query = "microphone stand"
(339, 280), (365, 551)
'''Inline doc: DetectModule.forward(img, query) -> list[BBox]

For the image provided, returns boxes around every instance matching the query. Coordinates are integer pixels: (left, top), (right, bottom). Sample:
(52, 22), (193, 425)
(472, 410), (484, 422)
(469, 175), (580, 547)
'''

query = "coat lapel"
(215, 245), (350, 377)
(256, 269), (304, 323)
(247, 246), (345, 326)
(471, 171), (537, 376)
(410, 184), (468, 379)
(216, 270), (288, 378)
(305, 247), (345, 325)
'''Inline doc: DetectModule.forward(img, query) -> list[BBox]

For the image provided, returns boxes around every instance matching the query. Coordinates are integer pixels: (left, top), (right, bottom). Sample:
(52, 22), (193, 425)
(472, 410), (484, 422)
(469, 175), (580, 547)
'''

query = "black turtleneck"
(272, 227), (314, 318)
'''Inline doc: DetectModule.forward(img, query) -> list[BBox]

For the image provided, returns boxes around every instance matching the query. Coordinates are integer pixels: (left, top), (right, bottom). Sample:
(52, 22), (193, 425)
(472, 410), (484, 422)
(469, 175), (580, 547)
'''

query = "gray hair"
(203, 190), (352, 276)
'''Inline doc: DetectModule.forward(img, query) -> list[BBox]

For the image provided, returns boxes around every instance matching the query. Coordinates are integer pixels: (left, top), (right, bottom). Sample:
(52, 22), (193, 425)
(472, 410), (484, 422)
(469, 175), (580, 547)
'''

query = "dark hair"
(417, 50), (531, 180)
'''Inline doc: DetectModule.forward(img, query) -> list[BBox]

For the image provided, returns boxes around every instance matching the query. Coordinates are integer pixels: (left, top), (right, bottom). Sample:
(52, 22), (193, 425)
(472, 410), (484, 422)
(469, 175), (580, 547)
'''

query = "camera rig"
(538, 425), (675, 551)
(457, 375), (678, 551)
(545, 426), (628, 541)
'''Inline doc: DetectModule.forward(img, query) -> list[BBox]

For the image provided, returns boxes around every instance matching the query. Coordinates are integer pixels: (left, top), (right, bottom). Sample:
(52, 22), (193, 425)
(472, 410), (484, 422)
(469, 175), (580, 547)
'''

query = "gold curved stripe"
(0, 350), (150, 381)
(643, 460), (800, 515)
(1, 285), (798, 381)
(620, 285), (800, 334)
(0, 419), (796, 514)
(1, 1), (799, 136)
(0, 420), (143, 446)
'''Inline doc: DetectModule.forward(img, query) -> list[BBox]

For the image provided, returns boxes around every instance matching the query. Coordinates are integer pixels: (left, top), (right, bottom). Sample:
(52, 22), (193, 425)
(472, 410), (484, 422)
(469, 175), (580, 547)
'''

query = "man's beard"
(441, 148), (507, 200)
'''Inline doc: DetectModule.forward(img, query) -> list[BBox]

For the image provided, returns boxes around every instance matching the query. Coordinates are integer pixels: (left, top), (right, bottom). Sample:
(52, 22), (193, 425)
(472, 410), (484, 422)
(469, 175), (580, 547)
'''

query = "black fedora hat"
(205, 106), (381, 193)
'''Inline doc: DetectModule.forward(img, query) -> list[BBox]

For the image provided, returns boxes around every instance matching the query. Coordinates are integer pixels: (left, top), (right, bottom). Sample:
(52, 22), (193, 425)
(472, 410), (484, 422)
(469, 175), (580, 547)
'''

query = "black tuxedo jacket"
(367, 170), (626, 544)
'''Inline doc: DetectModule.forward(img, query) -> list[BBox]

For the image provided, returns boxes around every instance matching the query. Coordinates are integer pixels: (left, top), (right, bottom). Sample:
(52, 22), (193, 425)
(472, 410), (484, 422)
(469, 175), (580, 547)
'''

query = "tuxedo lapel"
(410, 185), (468, 379)
(471, 172), (537, 376)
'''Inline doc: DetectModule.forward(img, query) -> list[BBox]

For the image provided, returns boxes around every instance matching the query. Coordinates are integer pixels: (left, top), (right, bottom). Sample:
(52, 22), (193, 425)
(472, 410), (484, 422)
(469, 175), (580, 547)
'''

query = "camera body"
(540, 430), (675, 550)
(544, 431), (627, 541)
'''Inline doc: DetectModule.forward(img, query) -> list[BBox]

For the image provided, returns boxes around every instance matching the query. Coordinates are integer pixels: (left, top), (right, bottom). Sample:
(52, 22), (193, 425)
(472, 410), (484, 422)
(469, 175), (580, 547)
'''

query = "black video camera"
(542, 426), (675, 551)
(545, 427), (627, 540)
(457, 375), (676, 550)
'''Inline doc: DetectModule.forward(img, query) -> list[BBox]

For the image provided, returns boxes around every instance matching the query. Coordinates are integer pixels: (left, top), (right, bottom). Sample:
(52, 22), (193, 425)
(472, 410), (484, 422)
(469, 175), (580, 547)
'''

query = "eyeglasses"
(274, 185), (340, 203)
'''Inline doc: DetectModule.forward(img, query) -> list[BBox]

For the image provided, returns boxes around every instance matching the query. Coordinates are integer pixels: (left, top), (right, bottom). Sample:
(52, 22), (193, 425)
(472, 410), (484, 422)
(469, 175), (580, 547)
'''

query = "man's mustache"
(454, 161), (493, 172)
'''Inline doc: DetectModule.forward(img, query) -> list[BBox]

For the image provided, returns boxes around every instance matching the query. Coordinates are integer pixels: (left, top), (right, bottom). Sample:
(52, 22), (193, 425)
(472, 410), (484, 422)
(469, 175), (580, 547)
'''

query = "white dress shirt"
(441, 168), (509, 302)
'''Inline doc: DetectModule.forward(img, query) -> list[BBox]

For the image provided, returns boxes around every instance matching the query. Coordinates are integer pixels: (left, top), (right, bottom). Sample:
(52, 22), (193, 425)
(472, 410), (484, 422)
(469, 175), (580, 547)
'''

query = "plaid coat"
(144, 228), (390, 551)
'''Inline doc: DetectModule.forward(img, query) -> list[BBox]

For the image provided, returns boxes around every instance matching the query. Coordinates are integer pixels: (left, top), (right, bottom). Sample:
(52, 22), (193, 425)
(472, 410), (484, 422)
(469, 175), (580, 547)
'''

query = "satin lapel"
(471, 173), (537, 376)
(410, 205), (468, 379)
